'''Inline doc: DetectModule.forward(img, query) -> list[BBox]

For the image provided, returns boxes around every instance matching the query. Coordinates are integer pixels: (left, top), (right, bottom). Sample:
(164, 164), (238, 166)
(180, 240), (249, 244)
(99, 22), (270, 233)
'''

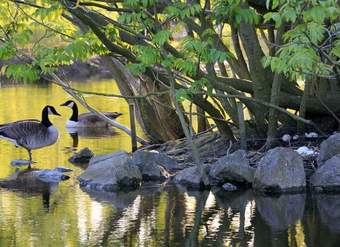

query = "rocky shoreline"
(74, 131), (340, 195)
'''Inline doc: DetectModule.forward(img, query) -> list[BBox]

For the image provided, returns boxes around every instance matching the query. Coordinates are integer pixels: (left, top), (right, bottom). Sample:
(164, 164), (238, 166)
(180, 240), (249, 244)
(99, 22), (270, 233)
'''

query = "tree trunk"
(101, 56), (185, 142)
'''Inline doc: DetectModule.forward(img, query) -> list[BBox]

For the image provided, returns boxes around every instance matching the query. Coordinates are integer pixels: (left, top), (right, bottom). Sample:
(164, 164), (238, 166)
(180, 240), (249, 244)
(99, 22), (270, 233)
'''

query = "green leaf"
(152, 30), (171, 46)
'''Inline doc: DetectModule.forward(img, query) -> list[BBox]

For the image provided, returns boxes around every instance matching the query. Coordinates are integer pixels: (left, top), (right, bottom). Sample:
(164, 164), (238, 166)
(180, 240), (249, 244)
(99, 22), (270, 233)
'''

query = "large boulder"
(132, 150), (179, 181)
(318, 133), (340, 165)
(311, 155), (340, 192)
(253, 147), (306, 192)
(78, 151), (142, 192)
(173, 165), (210, 189)
(209, 150), (255, 185)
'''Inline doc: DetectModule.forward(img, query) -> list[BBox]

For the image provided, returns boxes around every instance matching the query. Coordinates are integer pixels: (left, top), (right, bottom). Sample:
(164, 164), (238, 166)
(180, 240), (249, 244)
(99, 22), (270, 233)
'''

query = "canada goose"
(0, 105), (60, 167)
(60, 100), (122, 128)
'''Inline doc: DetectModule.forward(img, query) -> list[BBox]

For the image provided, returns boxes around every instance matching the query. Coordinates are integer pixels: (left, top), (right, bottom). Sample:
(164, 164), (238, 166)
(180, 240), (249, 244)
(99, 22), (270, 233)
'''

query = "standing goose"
(60, 100), (122, 128)
(0, 105), (60, 167)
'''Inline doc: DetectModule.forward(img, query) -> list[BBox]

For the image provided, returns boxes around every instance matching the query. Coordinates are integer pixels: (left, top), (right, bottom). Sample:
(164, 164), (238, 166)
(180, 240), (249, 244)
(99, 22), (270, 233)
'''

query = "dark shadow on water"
(316, 194), (340, 233)
(81, 187), (140, 210)
(255, 193), (306, 231)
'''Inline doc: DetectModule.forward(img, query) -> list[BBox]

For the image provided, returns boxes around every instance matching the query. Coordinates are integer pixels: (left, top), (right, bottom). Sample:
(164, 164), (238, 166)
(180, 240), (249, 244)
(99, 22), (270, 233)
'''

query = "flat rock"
(68, 147), (94, 164)
(32, 169), (71, 183)
(209, 150), (254, 185)
(78, 151), (142, 192)
(173, 165), (210, 189)
(132, 150), (178, 181)
(311, 154), (340, 192)
(318, 133), (340, 165)
(253, 147), (306, 192)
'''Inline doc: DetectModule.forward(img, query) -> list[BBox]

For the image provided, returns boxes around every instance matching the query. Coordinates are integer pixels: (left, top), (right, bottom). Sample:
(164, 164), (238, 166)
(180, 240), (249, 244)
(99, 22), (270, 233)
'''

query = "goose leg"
(27, 149), (32, 169)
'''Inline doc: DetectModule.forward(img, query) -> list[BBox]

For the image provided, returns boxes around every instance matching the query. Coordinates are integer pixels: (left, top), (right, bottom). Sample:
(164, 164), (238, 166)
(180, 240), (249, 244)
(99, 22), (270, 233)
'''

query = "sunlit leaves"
(152, 30), (171, 47)
(174, 58), (196, 76)
(33, 3), (63, 21)
(126, 63), (146, 75)
(213, 0), (260, 25)
(13, 29), (33, 45)
(263, 0), (340, 79)
(175, 78), (212, 102)
(0, 43), (16, 60)
(2, 64), (39, 83)
(165, 4), (201, 20)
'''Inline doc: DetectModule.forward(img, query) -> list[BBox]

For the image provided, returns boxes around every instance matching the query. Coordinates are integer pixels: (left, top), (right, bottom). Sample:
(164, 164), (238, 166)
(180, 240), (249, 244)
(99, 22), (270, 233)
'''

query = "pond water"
(0, 81), (340, 246)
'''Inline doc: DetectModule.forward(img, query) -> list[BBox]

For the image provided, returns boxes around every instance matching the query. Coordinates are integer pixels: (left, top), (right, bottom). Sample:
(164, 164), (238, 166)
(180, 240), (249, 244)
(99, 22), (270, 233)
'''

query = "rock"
(318, 133), (340, 165)
(68, 147), (94, 164)
(253, 147), (306, 192)
(78, 151), (142, 192)
(295, 146), (316, 157)
(311, 155), (340, 192)
(281, 134), (291, 143)
(209, 150), (255, 185)
(305, 132), (318, 138)
(32, 169), (71, 183)
(256, 193), (306, 231)
(173, 165), (210, 189)
(132, 150), (178, 181)
(222, 183), (238, 191)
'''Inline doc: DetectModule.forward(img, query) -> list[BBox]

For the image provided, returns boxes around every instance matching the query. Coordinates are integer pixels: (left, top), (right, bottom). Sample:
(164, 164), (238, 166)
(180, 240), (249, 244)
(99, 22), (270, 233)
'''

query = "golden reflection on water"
(0, 80), (144, 246)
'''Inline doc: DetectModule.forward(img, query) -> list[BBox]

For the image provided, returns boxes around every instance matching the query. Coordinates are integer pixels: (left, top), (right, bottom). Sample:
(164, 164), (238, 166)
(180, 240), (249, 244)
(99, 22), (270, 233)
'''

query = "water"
(0, 81), (340, 246)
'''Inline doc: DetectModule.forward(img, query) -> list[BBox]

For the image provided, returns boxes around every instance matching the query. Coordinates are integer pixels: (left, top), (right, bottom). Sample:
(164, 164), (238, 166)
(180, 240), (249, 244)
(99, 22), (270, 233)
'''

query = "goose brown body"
(0, 105), (60, 167)
(61, 100), (122, 128)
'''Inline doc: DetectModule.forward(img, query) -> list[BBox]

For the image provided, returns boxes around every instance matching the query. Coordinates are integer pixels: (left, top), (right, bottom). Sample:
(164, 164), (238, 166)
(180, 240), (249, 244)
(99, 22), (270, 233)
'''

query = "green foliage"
(33, 2), (63, 21)
(152, 30), (171, 47)
(175, 78), (212, 102)
(0, 43), (16, 60)
(213, 0), (261, 25)
(165, 4), (201, 20)
(2, 64), (39, 83)
(263, 0), (340, 80)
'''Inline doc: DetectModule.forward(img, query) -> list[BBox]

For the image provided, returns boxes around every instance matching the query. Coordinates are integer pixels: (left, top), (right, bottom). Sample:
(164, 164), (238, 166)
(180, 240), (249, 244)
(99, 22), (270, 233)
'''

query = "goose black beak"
(60, 102), (67, 106)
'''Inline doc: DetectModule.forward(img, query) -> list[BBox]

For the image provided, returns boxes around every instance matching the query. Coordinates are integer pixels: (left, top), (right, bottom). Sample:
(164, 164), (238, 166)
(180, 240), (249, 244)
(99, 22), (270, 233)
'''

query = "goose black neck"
(70, 103), (79, 122)
(41, 107), (52, 128)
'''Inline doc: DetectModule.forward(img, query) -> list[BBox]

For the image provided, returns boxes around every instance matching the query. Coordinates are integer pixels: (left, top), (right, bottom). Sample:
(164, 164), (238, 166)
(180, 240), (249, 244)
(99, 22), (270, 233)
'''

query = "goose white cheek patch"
(68, 102), (75, 108)
(48, 107), (53, 115)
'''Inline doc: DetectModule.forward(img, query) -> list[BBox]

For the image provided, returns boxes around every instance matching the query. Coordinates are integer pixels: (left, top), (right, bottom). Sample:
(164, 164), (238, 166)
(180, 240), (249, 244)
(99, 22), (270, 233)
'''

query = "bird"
(60, 100), (122, 128)
(0, 105), (60, 168)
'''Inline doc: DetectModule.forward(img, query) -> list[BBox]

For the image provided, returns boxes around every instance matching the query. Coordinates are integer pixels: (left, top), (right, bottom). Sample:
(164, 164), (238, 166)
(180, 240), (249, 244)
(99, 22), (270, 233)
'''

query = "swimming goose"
(60, 100), (122, 128)
(0, 105), (60, 167)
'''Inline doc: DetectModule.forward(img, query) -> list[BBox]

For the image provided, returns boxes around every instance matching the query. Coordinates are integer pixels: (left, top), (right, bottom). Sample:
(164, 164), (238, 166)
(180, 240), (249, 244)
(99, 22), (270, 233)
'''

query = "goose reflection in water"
(65, 126), (118, 150)
(0, 168), (69, 211)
